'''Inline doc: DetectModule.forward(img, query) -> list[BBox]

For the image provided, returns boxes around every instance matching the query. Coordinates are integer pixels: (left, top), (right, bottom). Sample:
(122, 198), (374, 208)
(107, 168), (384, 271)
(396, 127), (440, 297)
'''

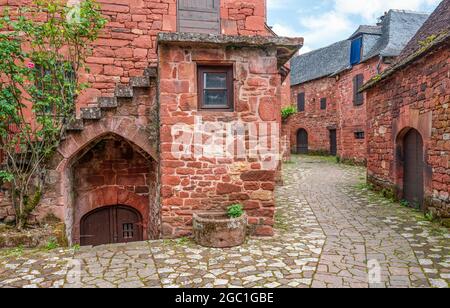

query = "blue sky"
(267, 0), (441, 54)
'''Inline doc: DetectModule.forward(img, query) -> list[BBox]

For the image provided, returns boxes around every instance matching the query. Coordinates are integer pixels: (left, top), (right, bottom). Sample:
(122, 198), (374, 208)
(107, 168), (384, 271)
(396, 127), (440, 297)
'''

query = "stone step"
(115, 85), (133, 98)
(80, 107), (102, 120)
(66, 118), (84, 131)
(130, 76), (151, 88)
(144, 67), (157, 78)
(98, 97), (118, 109)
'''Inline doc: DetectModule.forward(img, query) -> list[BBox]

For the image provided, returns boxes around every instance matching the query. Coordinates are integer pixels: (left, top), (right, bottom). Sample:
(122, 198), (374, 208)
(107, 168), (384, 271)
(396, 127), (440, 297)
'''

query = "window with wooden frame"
(353, 74), (364, 106)
(320, 98), (327, 110)
(297, 93), (305, 112)
(198, 65), (234, 111)
(354, 131), (365, 139)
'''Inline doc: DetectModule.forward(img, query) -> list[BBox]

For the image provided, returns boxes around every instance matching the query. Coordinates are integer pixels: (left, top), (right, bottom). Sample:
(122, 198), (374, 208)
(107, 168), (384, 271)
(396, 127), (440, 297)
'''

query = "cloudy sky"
(267, 0), (441, 54)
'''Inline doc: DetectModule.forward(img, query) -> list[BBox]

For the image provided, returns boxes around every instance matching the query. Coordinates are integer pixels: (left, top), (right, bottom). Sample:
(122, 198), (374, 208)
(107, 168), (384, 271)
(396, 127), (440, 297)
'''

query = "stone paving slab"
(0, 155), (448, 288)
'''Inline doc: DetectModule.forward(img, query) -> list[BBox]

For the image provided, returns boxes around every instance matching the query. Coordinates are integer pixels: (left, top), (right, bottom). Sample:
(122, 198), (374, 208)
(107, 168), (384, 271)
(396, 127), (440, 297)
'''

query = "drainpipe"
(376, 55), (383, 74)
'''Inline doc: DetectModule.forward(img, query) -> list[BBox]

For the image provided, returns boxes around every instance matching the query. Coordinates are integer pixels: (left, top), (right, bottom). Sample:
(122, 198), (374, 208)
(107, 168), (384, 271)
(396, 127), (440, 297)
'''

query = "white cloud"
(334, 0), (440, 21)
(270, 0), (440, 51)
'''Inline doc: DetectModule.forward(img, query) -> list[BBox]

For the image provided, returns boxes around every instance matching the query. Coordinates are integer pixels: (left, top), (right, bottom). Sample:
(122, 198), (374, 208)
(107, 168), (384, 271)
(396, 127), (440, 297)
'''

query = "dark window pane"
(205, 73), (227, 89)
(204, 90), (228, 107)
(297, 93), (305, 112)
(320, 98), (327, 110)
(355, 131), (365, 139)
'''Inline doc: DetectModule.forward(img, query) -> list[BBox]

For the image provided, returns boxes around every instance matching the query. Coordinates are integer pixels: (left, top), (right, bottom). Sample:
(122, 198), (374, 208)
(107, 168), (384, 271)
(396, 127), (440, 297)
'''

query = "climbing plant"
(0, 0), (107, 229)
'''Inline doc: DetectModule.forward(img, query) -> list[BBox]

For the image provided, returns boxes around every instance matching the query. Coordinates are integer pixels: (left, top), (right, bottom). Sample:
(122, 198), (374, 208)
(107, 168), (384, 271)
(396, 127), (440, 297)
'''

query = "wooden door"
(177, 0), (220, 34)
(329, 129), (337, 156)
(403, 129), (424, 209)
(80, 205), (143, 246)
(296, 129), (308, 154)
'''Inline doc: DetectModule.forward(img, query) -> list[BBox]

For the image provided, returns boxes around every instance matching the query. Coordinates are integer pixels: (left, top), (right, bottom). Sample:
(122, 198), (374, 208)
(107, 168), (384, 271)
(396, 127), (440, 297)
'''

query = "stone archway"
(50, 118), (160, 245)
(68, 134), (158, 245)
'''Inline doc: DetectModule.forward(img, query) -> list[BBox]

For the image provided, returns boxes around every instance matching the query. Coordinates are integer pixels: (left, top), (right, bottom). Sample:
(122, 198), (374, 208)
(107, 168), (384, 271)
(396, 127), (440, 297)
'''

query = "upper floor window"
(320, 98), (327, 110)
(355, 131), (365, 139)
(350, 37), (363, 65)
(353, 74), (364, 106)
(297, 93), (305, 112)
(198, 65), (234, 111)
(177, 0), (220, 34)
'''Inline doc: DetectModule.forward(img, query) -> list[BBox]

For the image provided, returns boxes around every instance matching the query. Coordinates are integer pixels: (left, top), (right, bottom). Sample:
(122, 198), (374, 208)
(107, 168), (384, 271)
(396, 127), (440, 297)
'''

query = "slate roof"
(291, 10), (429, 86)
(361, 0), (450, 91)
(290, 40), (351, 85)
(396, 0), (450, 63)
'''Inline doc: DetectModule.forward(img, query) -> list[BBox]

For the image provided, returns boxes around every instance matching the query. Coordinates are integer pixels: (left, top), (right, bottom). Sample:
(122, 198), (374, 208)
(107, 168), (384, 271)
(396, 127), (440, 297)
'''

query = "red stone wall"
(336, 58), (384, 164)
(0, 190), (15, 224)
(221, 0), (269, 36)
(158, 43), (281, 238)
(366, 45), (450, 217)
(284, 57), (388, 163)
(1, 0), (269, 109)
(286, 77), (339, 154)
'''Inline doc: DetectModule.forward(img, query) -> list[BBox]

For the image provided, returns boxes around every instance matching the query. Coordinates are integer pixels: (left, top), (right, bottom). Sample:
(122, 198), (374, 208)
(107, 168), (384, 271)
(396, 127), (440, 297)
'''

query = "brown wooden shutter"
(297, 93), (305, 112)
(320, 98), (327, 110)
(353, 74), (364, 106)
(177, 0), (220, 34)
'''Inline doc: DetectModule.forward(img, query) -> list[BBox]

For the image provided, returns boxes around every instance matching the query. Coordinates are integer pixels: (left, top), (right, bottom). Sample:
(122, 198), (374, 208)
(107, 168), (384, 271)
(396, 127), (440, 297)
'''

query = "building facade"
(362, 0), (450, 217)
(285, 10), (429, 164)
(0, 0), (303, 245)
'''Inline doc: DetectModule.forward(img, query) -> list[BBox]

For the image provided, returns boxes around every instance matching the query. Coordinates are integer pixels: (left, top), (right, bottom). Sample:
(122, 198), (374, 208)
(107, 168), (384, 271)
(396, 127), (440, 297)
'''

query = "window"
(353, 74), (364, 106)
(350, 37), (363, 65)
(320, 98), (327, 110)
(297, 93), (305, 112)
(198, 65), (234, 111)
(355, 131), (365, 139)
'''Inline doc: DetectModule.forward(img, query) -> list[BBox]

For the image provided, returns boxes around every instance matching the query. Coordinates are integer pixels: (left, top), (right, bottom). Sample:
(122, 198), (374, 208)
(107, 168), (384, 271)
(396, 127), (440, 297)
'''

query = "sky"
(267, 0), (441, 54)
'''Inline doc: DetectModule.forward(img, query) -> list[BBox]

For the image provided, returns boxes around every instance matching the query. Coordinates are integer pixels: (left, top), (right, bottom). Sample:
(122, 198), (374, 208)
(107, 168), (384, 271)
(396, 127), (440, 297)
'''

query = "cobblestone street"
(0, 156), (448, 288)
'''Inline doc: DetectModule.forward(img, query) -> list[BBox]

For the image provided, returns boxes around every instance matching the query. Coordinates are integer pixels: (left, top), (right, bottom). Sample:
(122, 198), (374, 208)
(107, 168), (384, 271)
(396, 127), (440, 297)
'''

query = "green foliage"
(71, 243), (80, 252)
(45, 237), (59, 251)
(227, 204), (245, 219)
(281, 105), (297, 120)
(0, 0), (106, 229)
(400, 199), (410, 208)
(425, 211), (436, 222)
(274, 212), (289, 231)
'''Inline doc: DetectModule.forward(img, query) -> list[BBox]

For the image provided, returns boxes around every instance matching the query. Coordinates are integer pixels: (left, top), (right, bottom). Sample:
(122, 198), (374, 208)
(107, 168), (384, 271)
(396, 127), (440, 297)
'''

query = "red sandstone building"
(285, 10), (429, 164)
(361, 0), (450, 217)
(0, 0), (303, 245)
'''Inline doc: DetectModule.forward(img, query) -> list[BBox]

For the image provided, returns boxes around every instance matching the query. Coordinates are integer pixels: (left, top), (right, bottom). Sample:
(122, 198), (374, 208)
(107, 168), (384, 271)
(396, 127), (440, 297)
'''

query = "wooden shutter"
(350, 37), (362, 65)
(297, 93), (305, 112)
(320, 98), (327, 110)
(353, 74), (364, 106)
(177, 0), (220, 34)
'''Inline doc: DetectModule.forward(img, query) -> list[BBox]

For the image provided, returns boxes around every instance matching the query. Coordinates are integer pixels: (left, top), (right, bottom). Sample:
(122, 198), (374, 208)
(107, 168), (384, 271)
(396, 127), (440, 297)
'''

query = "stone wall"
(287, 77), (339, 154)
(1, 0), (269, 110)
(284, 57), (388, 163)
(0, 189), (14, 224)
(366, 45), (450, 217)
(158, 43), (281, 238)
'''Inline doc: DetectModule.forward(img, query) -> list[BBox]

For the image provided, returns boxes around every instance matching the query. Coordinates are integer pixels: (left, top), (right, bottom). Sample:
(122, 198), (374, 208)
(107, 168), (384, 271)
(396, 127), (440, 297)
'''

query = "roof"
(291, 9), (429, 86)
(361, 0), (450, 91)
(157, 32), (304, 68)
(397, 0), (450, 62)
(290, 40), (351, 85)
(362, 10), (430, 61)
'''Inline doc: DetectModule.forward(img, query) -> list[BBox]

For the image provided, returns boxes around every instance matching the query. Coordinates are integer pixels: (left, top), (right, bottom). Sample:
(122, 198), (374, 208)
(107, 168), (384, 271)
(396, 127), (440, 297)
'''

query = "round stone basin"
(193, 212), (247, 248)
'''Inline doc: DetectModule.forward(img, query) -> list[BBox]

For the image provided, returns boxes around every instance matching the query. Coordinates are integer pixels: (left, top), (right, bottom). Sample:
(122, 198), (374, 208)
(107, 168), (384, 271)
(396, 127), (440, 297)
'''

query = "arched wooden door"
(297, 129), (308, 154)
(403, 129), (424, 209)
(80, 205), (143, 246)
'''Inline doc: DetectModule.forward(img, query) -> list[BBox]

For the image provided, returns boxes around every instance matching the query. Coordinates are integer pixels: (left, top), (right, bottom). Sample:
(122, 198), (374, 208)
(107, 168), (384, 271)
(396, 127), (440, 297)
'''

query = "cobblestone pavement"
(0, 155), (448, 288)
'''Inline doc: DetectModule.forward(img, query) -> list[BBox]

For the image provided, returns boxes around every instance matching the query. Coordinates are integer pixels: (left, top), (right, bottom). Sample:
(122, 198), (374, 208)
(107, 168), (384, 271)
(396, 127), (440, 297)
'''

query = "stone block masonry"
(366, 44), (450, 217)
(158, 40), (286, 238)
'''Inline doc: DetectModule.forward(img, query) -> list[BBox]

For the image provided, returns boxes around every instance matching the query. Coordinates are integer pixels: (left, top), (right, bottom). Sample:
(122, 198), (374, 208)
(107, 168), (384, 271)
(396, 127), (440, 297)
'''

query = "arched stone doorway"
(296, 129), (308, 154)
(399, 128), (425, 209)
(70, 134), (158, 245)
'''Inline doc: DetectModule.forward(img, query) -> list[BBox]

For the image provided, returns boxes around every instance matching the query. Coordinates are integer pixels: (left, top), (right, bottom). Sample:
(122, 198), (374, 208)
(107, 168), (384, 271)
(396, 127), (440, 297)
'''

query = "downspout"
(376, 55), (383, 74)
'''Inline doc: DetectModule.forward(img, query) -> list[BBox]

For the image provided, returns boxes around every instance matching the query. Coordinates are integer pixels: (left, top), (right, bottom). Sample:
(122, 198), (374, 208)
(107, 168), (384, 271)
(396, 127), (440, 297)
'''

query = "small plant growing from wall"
(281, 106), (297, 121)
(227, 204), (245, 219)
(0, 0), (107, 230)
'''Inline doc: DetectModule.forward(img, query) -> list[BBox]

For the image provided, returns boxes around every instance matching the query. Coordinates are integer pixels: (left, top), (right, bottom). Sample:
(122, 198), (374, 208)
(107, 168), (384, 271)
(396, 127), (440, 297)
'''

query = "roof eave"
(157, 32), (304, 68)
(360, 32), (450, 92)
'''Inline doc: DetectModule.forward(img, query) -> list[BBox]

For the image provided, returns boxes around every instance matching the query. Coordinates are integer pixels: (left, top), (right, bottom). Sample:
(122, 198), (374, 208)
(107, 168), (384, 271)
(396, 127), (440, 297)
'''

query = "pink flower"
(27, 62), (35, 69)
